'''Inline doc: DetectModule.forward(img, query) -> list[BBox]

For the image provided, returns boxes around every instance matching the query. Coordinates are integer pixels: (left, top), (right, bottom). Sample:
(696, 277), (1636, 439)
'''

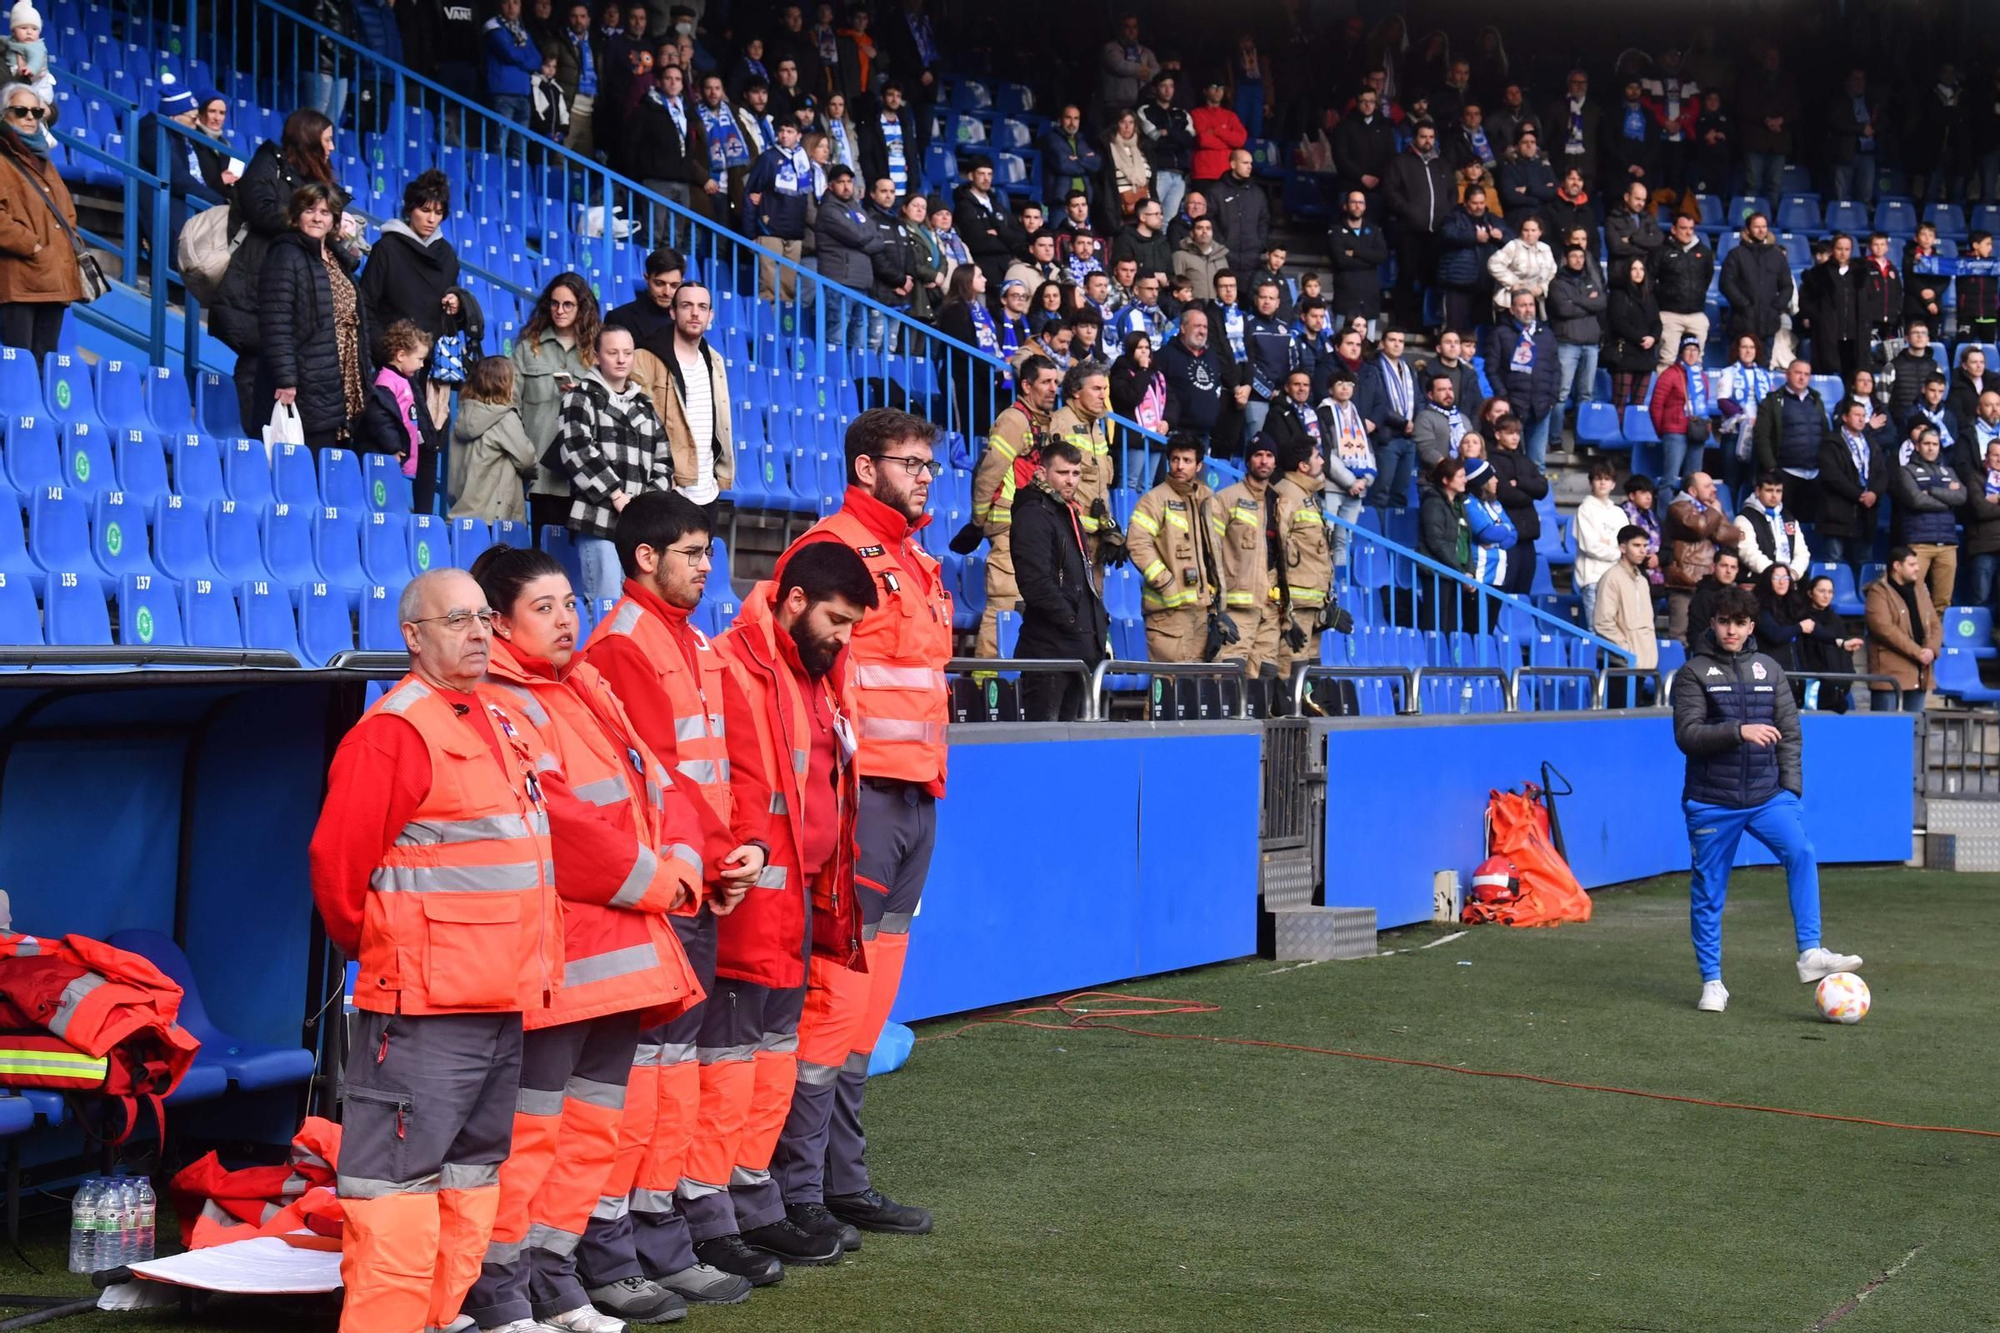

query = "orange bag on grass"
(1462, 786), (1592, 927)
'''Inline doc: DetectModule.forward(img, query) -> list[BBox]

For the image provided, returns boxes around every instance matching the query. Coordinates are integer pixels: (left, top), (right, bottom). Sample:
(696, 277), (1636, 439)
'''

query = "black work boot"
(691, 1233), (784, 1286)
(786, 1201), (863, 1252)
(740, 1216), (843, 1265)
(826, 1187), (933, 1235)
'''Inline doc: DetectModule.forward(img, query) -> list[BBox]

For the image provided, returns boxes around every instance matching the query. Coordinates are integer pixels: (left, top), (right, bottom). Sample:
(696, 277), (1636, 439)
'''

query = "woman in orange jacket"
(460, 546), (709, 1333)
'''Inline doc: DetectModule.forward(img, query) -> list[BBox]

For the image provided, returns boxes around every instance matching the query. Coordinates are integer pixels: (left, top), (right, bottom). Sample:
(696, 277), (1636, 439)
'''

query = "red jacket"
(711, 583), (864, 988)
(1189, 105), (1248, 180)
(1649, 361), (1710, 438)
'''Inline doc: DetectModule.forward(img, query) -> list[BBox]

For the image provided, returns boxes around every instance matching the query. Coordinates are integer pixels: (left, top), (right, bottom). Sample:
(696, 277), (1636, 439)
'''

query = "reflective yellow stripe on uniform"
(1129, 510), (1161, 535)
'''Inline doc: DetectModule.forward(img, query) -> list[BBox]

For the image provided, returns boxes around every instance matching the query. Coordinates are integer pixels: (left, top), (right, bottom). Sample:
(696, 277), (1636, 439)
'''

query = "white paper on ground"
(119, 1234), (344, 1295)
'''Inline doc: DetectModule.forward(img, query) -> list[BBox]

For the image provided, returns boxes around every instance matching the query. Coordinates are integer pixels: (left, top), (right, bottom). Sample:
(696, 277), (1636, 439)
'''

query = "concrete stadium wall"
(1318, 711), (1916, 931)
(893, 720), (1264, 1024)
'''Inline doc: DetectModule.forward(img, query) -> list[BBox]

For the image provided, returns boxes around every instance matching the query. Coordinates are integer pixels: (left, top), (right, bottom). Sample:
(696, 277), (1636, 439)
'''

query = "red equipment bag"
(0, 931), (203, 1143)
(1462, 785), (1593, 927)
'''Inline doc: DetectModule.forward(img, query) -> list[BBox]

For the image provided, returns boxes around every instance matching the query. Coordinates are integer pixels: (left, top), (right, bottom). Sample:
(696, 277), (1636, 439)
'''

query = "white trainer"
(1797, 947), (1863, 983)
(1697, 980), (1729, 1012)
(544, 1310), (627, 1333)
(483, 1322), (561, 1333)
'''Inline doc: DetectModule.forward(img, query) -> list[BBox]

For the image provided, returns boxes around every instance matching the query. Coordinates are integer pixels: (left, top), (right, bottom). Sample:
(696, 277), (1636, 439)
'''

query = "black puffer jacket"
(357, 221), (460, 339)
(211, 141), (350, 353)
(257, 232), (371, 439)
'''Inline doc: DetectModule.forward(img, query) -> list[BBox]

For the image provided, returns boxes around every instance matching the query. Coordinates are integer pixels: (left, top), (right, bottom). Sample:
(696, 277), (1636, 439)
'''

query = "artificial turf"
(8, 867), (1997, 1332)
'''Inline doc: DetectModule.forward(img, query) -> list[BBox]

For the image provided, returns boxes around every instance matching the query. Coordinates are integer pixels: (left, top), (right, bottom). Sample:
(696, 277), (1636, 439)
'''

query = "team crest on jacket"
(1752, 661), (1766, 679)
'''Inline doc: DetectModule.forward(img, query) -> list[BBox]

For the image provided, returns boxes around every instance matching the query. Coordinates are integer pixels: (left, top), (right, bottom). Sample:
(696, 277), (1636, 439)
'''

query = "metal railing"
(1919, 708), (2000, 799)
(1596, 667), (1665, 708)
(1089, 658), (1250, 719)
(1511, 665), (1599, 712)
(1421, 665), (1516, 714)
(943, 656), (1096, 722)
(0, 645), (300, 668)
(1289, 663), (1417, 716)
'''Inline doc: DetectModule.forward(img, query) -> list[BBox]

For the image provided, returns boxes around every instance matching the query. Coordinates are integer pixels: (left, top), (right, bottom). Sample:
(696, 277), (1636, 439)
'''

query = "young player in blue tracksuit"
(1670, 587), (1864, 1013)
(1460, 458), (1515, 585)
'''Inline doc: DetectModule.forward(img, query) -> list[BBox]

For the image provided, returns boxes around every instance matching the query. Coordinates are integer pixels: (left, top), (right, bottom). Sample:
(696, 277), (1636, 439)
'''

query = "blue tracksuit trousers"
(1684, 791), (1822, 982)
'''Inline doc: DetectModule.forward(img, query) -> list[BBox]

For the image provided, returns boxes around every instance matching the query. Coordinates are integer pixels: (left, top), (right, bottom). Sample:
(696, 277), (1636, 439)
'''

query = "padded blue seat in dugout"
(0, 1091), (36, 1137)
(106, 928), (313, 1091)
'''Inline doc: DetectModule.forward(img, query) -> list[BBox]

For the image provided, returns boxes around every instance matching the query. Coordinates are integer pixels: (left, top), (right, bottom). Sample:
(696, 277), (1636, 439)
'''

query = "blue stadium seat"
(492, 518), (529, 549)
(539, 525), (583, 590)
(359, 583), (404, 650)
(45, 568), (110, 644)
(59, 420), (106, 494)
(182, 576), (243, 648)
(42, 353), (100, 429)
(1874, 197), (1918, 236)
(450, 517), (493, 568)
(91, 490), (156, 580)
(407, 514), (446, 574)
(1575, 402), (1622, 448)
(1824, 200), (1869, 233)
(114, 428), (169, 502)
(93, 357), (150, 432)
(1775, 195), (1820, 232)
(315, 507), (368, 590)
(319, 447), (366, 511)
(170, 432), (226, 502)
(240, 578), (302, 658)
(1811, 561), (1863, 616)
(153, 494), (221, 584)
(1942, 606), (1996, 660)
(209, 499), (271, 582)
(1620, 406), (1660, 445)
(116, 572), (182, 646)
(270, 442), (320, 507)
(262, 503), (319, 584)
(29, 483), (91, 576)
(224, 438), (275, 507)
(2, 412), (58, 493)
(362, 452), (409, 512)
(144, 364), (194, 434)
(1936, 647), (2000, 703)
(0, 345), (42, 414)
(0, 569), (38, 646)
(104, 930), (314, 1091)
(198, 370), (243, 439)
(298, 579), (353, 667)
(363, 511), (413, 584)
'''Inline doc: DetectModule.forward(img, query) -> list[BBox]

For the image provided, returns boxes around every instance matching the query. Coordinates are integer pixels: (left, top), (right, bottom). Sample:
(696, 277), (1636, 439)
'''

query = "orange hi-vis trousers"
(677, 977), (807, 1238)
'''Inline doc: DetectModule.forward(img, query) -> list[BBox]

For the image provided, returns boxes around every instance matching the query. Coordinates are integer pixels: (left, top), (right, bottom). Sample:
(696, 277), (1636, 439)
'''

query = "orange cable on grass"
(920, 991), (2000, 1141)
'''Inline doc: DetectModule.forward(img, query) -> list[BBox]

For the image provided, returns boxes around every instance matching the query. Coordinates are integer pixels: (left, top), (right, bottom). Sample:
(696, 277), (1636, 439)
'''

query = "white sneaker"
(483, 1322), (562, 1333)
(1697, 980), (1729, 1012)
(544, 1309), (626, 1333)
(1797, 947), (1863, 983)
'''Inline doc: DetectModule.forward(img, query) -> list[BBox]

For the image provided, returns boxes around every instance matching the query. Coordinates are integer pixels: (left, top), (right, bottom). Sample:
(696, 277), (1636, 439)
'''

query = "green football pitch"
(10, 867), (1996, 1332)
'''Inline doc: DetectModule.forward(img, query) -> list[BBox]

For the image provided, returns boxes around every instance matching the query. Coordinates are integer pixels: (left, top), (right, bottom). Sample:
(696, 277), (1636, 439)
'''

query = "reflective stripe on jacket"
(1213, 479), (1278, 608)
(1128, 480), (1220, 611)
(1275, 473), (1332, 609)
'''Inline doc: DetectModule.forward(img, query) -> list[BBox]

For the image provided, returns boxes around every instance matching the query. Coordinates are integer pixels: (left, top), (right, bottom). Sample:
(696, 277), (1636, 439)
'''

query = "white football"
(1815, 971), (1871, 1024)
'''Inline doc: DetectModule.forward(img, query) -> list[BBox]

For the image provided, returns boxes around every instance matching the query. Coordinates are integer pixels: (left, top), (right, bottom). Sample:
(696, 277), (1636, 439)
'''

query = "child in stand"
(530, 48), (570, 145)
(448, 357), (536, 524)
(7, 2), (51, 109)
(356, 319), (443, 512)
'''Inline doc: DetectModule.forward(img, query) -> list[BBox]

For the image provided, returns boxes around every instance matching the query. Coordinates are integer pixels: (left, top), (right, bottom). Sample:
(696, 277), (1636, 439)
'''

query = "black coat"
(256, 232), (371, 439)
(1488, 445), (1548, 541)
(1111, 225), (1172, 283)
(951, 184), (1020, 270)
(856, 109), (918, 192)
(1011, 480), (1108, 665)
(624, 92), (711, 190)
(1383, 149), (1453, 232)
(357, 224), (460, 341)
(1329, 112), (1395, 191)
(1719, 238), (1793, 342)
(1494, 154), (1557, 226)
(211, 141), (349, 354)
(1539, 191), (1598, 256)
(1603, 282), (1662, 373)
(1327, 219), (1388, 321)
(1799, 261), (1863, 348)
(1815, 430), (1886, 540)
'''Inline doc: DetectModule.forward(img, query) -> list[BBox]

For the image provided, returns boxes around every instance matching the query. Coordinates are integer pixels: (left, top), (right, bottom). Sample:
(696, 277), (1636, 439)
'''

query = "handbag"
(3, 150), (108, 302)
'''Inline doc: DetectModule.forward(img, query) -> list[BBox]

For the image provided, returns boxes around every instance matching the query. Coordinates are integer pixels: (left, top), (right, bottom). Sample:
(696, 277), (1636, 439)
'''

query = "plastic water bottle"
(98, 1174), (127, 1269)
(134, 1176), (157, 1262)
(116, 1176), (139, 1266)
(67, 1175), (101, 1273)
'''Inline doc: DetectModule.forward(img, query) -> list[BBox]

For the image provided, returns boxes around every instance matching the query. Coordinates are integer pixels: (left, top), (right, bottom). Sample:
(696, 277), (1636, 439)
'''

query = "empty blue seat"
(197, 370), (242, 439)
(492, 518), (529, 549)
(1575, 402), (1622, 448)
(0, 569), (39, 646)
(1620, 406), (1659, 444)
(170, 432), (226, 501)
(1936, 647), (2000, 703)
(224, 438), (275, 507)
(1775, 195), (1820, 232)
(28, 483), (90, 575)
(45, 568), (110, 644)
(1825, 199), (1869, 233)
(117, 572), (183, 646)
(1942, 606), (1996, 660)
(239, 578), (301, 657)
(0, 345), (43, 414)
(91, 489), (156, 580)
(144, 364), (194, 433)
(1874, 197), (1918, 235)
(298, 579), (353, 666)
(209, 498), (271, 582)
(114, 427), (170, 501)
(319, 446), (366, 511)
(42, 353), (100, 429)
(362, 452), (409, 512)
(93, 357), (151, 431)
(182, 576), (243, 648)
(359, 582), (404, 650)
(450, 517), (493, 568)
(59, 420), (107, 494)
(2, 411), (60, 495)
(362, 511), (412, 583)
(269, 441), (319, 506)
(407, 514), (446, 574)
(262, 502), (319, 584)
(152, 493), (220, 583)
(316, 506), (369, 589)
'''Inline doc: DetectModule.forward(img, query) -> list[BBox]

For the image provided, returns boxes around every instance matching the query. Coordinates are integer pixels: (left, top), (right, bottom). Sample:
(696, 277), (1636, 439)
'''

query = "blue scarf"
(880, 113), (907, 191)
(816, 23), (839, 65)
(1684, 362), (1710, 417)
(1381, 355), (1413, 420)
(699, 103), (749, 168)
(1218, 303), (1246, 360)
(1427, 403), (1466, 452)
(772, 144), (810, 194)
(1467, 124), (1493, 166)
(907, 11), (939, 66)
(743, 56), (768, 80)
(969, 301), (999, 352)
(569, 30), (596, 97)
(999, 312), (1026, 359)
(1767, 503), (1792, 565)
(658, 89), (687, 139)
(1292, 399), (1320, 441)
(1507, 322), (1538, 378)
(1843, 427), (1870, 485)
(1919, 403), (1955, 454)
(1912, 256), (2000, 276)
(1622, 104), (1646, 140)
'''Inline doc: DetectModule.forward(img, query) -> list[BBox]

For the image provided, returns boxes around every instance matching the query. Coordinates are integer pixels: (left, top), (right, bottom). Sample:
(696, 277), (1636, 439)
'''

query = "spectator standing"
(1158, 308), (1245, 454)
(695, 74), (754, 214)
(1604, 256), (1660, 415)
(1358, 326), (1418, 506)
(1486, 213), (1552, 316)
(1433, 188), (1506, 335)
(1641, 49), (1699, 195)
(1550, 244), (1606, 429)
(1136, 73), (1195, 221)
(817, 92), (860, 177)
(1330, 87), (1394, 205)
(1384, 120), (1453, 323)
(1825, 68), (1881, 206)
(1486, 290), (1559, 468)
(484, 0), (544, 136)
(1734, 470), (1811, 580)
(1487, 414), (1545, 595)
(137, 86), (226, 269)
(1190, 78), (1248, 186)
(1212, 150), (1269, 265)
(1114, 197), (1171, 286)
(1327, 189), (1387, 333)
(633, 282), (731, 512)
(856, 82), (916, 198)
(1128, 432), (1223, 662)
(0, 81), (78, 364)
(1959, 232), (2000, 348)
(863, 176), (913, 348)
(1102, 109), (1151, 222)
(1621, 474), (1665, 588)
(258, 183), (370, 451)
(1418, 456), (1473, 626)
(1752, 360), (1829, 522)
(355, 320), (440, 506)
(514, 273), (598, 532)
(1594, 524), (1659, 699)
(952, 158), (1018, 288)
(1311, 370), (1372, 570)
(1959, 437), (2000, 608)
(1736, 46), (1797, 201)
(1864, 547), (1937, 712)
(1040, 105), (1102, 212)
(1905, 64), (1972, 207)
(1488, 83), (1540, 156)
(744, 118), (813, 301)
(1495, 128), (1556, 229)
(1096, 13), (1159, 120)
(1172, 217), (1229, 303)
(1602, 77), (1661, 188)
(604, 246), (684, 363)
(555, 324), (668, 603)
(971, 355), (1059, 658)
(1684, 548), (1743, 653)
(1688, 89), (1732, 196)
(1654, 214), (1714, 368)
(1664, 470), (1741, 640)
(898, 193), (943, 323)
(1411, 368), (1467, 471)
(1799, 234), (1863, 385)
(1906, 372), (1964, 465)
(1542, 167), (1598, 258)
(1461, 457), (1515, 588)
(1887, 322), (1941, 426)
(1893, 425), (1966, 616)
(1904, 223), (1950, 333)
(1720, 213), (1791, 365)
(449, 358), (536, 523)
(1110, 331), (1167, 433)
(881, 0), (945, 144)
(552, 3), (600, 157)
(1572, 461), (1625, 626)
(1950, 348), (1998, 426)
(1011, 439), (1106, 720)
(1792, 573), (1865, 711)
(767, 57), (816, 129)
(1815, 396), (1885, 570)
(1544, 69), (1601, 187)
(529, 47), (571, 145)
(191, 94), (239, 198)
(1047, 363), (1115, 567)
(1605, 181), (1663, 271)
(1242, 280), (1293, 445)
(1649, 334), (1717, 499)
(813, 165), (882, 350)
(1415, 328), (1483, 426)
(358, 171), (459, 365)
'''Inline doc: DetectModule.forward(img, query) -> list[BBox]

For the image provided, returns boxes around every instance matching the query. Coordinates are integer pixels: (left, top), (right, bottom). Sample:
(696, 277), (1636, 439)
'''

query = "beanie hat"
(8, 2), (41, 29)
(1245, 433), (1276, 463)
(1275, 432), (1317, 475)
(159, 86), (198, 117)
(1463, 457), (1493, 488)
(1680, 332), (1703, 353)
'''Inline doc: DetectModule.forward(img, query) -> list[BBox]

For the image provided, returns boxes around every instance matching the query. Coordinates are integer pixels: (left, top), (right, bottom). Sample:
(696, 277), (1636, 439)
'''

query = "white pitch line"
(1419, 930), (1469, 950)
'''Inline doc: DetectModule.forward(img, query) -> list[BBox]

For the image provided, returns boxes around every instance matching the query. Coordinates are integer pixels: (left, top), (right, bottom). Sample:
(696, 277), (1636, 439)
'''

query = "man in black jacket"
(864, 176), (914, 331)
(1487, 414), (1547, 595)
(626, 63), (714, 237)
(952, 157), (1019, 287)
(1329, 86), (1394, 205)
(1135, 72), (1196, 220)
(855, 81), (919, 195)
(1799, 234), (1864, 385)
(1328, 188), (1388, 332)
(1719, 213), (1793, 364)
(606, 246), (687, 362)
(878, 0), (945, 149)
(1383, 121), (1452, 324)
(1654, 213), (1714, 370)
(1112, 197), (1172, 285)
(1011, 439), (1107, 721)
(1604, 180), (1663, 270)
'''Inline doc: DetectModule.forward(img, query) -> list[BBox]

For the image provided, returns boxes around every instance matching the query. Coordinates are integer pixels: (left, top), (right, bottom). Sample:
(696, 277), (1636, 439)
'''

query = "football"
(1815, 972), (1871, 1024)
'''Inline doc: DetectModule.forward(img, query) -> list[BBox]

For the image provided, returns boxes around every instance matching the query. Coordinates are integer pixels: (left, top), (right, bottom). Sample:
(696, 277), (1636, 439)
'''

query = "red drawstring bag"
(1463, 785), (1593, 927)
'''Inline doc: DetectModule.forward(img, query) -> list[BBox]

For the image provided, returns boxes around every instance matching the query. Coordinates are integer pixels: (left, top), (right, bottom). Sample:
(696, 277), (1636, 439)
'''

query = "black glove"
(949, 519), (985, 555)
(1283, 622), (1309, 653)
(1319, 602), (1355, 635)
(1202, 608), (1241, 661)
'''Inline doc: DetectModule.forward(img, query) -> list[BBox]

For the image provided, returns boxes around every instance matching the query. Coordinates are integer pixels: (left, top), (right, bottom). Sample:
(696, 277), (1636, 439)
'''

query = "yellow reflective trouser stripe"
(1288, 587), (1328, 601)
(0, 1051), (108, 1080)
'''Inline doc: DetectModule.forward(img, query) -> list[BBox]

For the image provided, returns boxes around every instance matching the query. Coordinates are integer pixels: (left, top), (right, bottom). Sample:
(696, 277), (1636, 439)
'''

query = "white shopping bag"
(262, 401), (305, 459)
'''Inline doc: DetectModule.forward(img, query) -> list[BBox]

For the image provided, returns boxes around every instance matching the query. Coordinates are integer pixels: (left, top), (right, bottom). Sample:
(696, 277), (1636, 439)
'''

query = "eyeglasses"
(870, 454), (942, 478)
(666, 544), (713, 565)
(549, 298), (579, 311)
(409, 610), (496, 632)
(5, 106), (44, 120)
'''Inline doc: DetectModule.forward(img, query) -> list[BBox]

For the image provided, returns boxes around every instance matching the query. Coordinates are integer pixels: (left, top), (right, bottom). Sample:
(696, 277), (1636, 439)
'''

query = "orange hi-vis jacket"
(348, 674), (563, 1016)
(586, 583), (747, 883)
(794, 487), (953, 791)
(712, 584), (866, 989)
(480, 637), (708, 1029)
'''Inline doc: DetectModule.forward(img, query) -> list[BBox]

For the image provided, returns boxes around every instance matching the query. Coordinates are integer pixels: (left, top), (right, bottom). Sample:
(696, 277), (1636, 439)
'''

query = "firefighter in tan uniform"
(1211, 437), (1283, 678)
(1046, 363), (1118, 579)
(971, 355), (1063, 657)
(1126, 433), (1224, 662)
(1273, 433), (1334, 678)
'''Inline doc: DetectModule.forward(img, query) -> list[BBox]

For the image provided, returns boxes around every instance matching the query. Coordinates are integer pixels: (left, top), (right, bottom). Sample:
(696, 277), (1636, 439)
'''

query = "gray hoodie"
(450, 397), (537, 525)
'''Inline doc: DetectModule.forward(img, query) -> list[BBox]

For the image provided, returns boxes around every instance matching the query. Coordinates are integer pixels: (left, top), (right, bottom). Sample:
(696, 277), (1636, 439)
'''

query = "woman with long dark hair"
(1109, 331), (1166, 434)
(934, 263), (1001, 431)
(258, 183), (370, 450)
(1768, 568), (1864, 712)
(513, 273), (599, 531)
